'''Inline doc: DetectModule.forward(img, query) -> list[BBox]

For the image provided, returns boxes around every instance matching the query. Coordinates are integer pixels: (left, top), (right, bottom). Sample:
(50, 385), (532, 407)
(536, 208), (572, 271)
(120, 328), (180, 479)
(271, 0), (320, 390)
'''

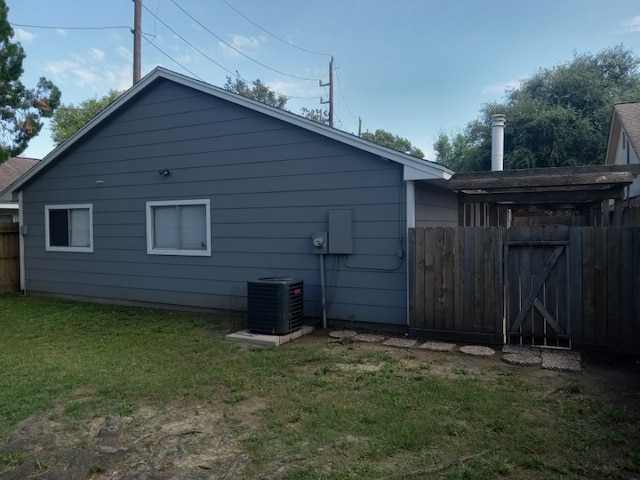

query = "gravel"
(382, 338), (418, 348)
(352, 333), (385, 343)
(541, 349), (582, 372)
(328, 330), (358, 339)
(459, 345), (496, 356)
(502, 353), (541, 366)
(417, 341), (456, 352)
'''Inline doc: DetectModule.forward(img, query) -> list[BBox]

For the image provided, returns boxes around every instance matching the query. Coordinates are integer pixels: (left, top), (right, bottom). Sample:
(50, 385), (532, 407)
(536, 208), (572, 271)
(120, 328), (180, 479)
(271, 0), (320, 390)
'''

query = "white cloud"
(115, 46), (131, 59)
(73, 68), (98, 86)
(103, 65), (133, 91)
(620, 15), (640, 33)
(13, 27), (36, 43)
(89, 48), (106, 61)
(45, 57), (132, 91)
(45, 60), (98, 87)
(267, 79), (323, 99)
(218, 34), (265, 57)
(56, 29), (67, 37)
(481, 79), (521, 96)
(45, 60), (80, 77)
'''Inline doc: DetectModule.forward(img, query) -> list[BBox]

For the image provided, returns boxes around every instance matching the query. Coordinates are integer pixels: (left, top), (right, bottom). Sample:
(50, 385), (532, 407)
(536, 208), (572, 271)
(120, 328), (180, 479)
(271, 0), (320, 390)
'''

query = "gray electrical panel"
(328, 209), (353, 254)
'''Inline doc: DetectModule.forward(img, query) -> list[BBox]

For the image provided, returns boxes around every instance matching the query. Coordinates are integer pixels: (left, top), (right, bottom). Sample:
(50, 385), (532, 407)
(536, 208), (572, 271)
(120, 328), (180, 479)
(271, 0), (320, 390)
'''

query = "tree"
(223, 73), (287, 109)
(361, 129), (425, 158)
(435, 45), (640, 172)
(224, 73), (332, 126)
(50, 90), (123, 145)
(0, 1), (60, 162)
(300, 107), (329, 125)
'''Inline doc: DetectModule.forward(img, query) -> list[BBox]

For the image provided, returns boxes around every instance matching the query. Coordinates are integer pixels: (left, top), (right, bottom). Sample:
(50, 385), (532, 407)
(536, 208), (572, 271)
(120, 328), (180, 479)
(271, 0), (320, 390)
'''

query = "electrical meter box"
(328, 209), (353, 254)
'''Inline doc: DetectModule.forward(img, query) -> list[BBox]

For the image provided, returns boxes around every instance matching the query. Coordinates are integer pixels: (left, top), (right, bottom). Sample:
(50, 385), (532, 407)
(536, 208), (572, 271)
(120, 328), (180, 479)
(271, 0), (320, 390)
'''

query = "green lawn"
(0, 294), (638, 479)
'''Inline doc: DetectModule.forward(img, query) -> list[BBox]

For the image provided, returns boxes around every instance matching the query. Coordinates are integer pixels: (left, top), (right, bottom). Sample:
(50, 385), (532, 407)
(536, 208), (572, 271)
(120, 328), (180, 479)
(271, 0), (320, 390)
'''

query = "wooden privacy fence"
(409, 226), (640, 352)
(0, 223), (19, 292)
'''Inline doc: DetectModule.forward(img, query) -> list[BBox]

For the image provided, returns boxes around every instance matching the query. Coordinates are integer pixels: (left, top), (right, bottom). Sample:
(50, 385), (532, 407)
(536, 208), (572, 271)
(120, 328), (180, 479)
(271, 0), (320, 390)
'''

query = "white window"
(146, 199), (211, 256)
(44, 204), (93, 253)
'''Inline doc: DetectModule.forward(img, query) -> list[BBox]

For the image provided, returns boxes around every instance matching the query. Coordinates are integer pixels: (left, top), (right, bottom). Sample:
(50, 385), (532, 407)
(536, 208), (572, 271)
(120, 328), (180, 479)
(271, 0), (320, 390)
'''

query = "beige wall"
(614, 131), (640, 200)
(415, 182), (458, 227)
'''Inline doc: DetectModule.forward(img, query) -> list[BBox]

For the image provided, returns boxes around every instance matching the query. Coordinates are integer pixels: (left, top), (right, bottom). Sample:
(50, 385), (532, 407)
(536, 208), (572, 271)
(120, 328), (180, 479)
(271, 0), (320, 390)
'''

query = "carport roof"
(448, 164), (640, 208)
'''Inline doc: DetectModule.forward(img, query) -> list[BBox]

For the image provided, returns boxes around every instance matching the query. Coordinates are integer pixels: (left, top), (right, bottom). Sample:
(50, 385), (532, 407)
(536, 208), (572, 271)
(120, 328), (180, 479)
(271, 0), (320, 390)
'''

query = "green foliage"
(50, 90), (123, 145)
(0, 1), (60, 162)
(300, 107), (329, 125)
(225, 73), (330, 125)
(223, 72), (287, 108)
(361, 128), (425, 158)
(435, 45), (640, 172)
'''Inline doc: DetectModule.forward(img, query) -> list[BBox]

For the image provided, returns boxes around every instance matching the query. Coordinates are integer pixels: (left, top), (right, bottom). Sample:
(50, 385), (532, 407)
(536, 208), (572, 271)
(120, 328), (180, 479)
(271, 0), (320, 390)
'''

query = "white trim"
(406, 180), (416, 229)
(18, 192), (25, 291)
(44, 204), (94, 253)
(0, 202), (18, 210)
(7, 68), (453, 197)
(146, 199), (211, 256)
(405, 181), (415, 326)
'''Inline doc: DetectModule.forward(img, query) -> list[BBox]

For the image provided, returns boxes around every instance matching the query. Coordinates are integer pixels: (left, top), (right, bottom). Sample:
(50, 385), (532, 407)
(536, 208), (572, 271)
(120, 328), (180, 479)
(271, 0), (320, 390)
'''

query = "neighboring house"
(0, 157), (39, 222)
(9, 67), (457, 327)
(605, 101), (640, 205)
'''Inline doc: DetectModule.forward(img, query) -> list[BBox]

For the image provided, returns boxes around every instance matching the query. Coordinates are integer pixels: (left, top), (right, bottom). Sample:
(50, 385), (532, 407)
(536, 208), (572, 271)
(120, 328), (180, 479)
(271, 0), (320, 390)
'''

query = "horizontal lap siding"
(414, 182), (458, 227)
(22, 80), (408, 325)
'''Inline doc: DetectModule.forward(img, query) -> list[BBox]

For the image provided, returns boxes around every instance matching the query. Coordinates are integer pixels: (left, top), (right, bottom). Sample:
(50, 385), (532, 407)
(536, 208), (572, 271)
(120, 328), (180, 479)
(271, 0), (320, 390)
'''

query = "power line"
(10, 22), (130, 31)
(142, 4), (238, 78)
(143, 35), (204, 81)
(169, 0), (320, 82)
(220, 0), (332, 58)
(335, 64), (357, 121)
(142, 6), (319, 101)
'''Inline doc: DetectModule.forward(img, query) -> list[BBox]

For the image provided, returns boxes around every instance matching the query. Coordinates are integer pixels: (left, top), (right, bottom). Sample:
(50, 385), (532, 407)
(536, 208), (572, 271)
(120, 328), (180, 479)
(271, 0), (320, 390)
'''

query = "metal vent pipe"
(491, 114), (506, 171)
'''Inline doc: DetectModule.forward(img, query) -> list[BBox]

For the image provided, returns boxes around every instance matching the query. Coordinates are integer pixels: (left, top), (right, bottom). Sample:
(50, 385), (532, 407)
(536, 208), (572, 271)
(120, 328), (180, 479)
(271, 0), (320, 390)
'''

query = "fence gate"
(504, 227), (571, 348)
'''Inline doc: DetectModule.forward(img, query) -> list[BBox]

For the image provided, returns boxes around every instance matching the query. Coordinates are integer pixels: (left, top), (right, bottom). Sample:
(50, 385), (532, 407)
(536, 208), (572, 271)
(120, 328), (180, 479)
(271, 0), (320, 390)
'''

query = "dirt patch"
(336, 363), (383, 373)
(0, 398), (266, 480)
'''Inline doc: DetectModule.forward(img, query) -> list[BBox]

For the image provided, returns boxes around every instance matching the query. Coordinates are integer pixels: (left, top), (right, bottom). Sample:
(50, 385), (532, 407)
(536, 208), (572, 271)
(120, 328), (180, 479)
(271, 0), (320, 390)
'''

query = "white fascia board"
(0, 202), (19, 210)
(404, 164), (453, 181)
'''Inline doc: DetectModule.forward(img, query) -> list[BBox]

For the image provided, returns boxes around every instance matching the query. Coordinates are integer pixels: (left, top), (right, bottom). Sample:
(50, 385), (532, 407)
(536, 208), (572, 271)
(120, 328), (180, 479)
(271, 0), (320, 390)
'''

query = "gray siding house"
(11, 68), (456, 327)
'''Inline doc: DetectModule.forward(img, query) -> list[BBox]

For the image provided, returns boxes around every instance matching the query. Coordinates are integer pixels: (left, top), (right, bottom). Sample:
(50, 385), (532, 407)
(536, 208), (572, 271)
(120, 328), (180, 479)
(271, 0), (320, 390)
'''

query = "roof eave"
(10, 67), (452, 192)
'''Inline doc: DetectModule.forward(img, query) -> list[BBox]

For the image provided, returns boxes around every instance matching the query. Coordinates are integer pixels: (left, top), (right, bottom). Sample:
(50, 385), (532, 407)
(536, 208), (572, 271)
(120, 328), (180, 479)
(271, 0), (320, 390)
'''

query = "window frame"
(44, 204), (94, 253)
(146, 199), (211, 256)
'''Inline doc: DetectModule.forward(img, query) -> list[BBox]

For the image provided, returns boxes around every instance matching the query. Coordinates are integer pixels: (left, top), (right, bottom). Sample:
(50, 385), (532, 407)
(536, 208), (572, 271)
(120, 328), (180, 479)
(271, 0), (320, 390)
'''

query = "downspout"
(405, 180), (415, 326)
(319, 253), (327, 329)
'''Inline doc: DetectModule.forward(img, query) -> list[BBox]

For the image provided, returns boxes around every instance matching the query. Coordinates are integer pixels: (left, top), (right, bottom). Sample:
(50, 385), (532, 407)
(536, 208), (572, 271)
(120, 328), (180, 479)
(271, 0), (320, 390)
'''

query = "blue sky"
(7, 0), (640, 160)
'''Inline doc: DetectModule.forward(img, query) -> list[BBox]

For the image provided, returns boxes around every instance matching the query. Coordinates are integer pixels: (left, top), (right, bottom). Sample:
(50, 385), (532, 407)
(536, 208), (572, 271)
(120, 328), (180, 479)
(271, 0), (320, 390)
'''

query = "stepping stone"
(417, 341), (456, 352)
(328, 330), (357, 339)
(352, 333), (385, 343)
(502, 353), (541, 366)
(459, 345), (496, 356)
(502, 344), (541, 356)
(541, 349), (581, 372)
(382, 338), (417, 348)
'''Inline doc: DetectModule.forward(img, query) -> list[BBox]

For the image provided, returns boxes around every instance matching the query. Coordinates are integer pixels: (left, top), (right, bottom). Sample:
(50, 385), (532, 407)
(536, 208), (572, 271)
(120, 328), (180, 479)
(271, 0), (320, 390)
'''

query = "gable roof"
(0, 157), (39, 200)
(605, 101), (640, 165)
(9, 67), (452, 194)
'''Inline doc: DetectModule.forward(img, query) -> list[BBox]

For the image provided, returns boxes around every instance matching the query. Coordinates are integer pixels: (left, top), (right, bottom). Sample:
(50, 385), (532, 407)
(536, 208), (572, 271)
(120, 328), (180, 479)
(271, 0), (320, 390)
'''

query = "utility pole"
(358, 117), (362, 137)
(132, 0), (142, 84)
(319, 56), (334, 128)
